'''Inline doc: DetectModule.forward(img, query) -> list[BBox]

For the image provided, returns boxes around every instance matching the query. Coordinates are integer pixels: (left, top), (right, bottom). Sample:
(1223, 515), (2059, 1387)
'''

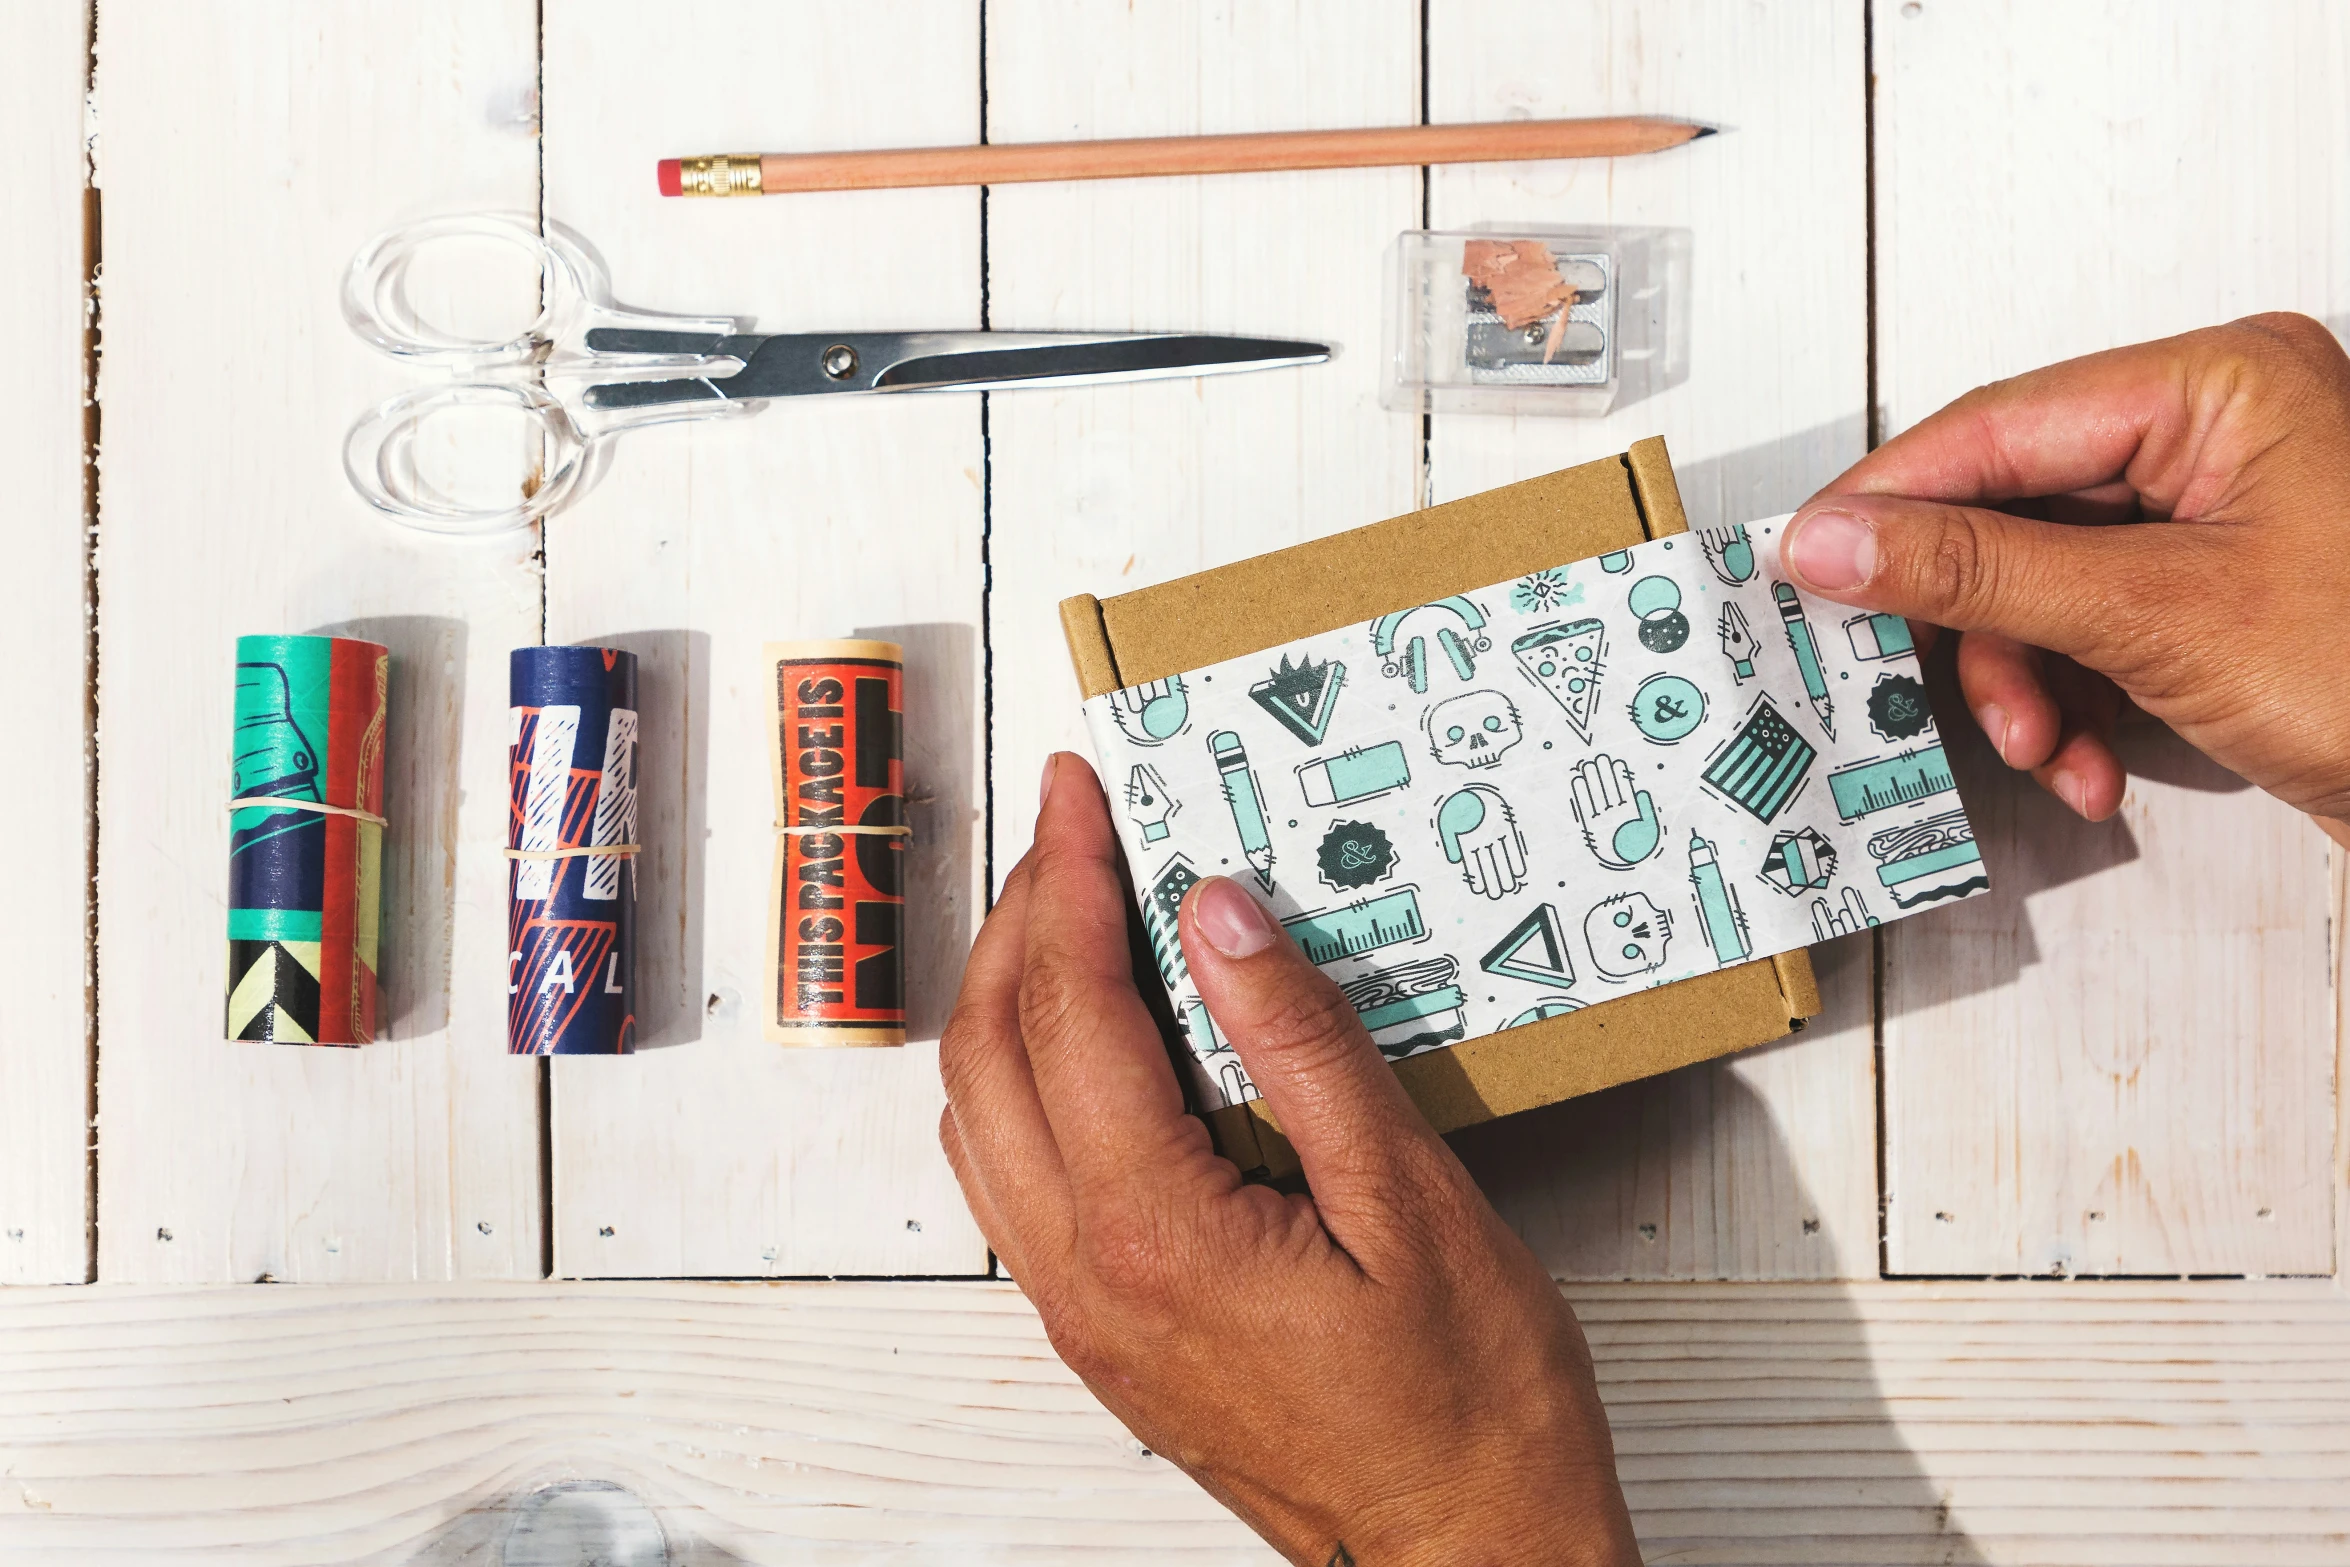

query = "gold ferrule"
(679, 153), (763, 197)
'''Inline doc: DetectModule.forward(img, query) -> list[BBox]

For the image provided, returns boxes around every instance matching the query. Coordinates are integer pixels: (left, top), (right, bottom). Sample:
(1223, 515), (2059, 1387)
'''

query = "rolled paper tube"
(763, 640), (906, 1046)
(507, 645), (640, 1055)
(226, 634), (390, 1045)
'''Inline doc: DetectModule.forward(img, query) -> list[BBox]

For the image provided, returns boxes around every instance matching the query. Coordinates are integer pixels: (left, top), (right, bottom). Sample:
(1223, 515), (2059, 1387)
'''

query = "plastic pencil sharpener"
(1383, 228), (1623, 417)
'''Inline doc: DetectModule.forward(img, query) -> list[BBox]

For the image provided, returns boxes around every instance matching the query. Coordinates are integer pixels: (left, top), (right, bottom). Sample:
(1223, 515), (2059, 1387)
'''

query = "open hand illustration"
(1571, 753), (1662, 869)
(1108, 676), (1189, 745)
(1436, 783), (1528, 899)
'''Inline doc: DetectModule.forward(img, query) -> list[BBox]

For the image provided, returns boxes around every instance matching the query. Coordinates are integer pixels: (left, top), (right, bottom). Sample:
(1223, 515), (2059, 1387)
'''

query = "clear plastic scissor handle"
(340, 211), (749, 534)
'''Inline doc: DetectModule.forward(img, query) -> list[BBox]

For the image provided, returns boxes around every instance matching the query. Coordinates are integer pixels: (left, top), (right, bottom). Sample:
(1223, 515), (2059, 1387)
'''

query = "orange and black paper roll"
(763, 640), (907, 1045)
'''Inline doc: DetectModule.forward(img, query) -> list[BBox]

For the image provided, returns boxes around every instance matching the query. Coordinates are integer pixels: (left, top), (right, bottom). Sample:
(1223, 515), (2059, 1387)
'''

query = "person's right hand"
(1779, 312), (2350, 847)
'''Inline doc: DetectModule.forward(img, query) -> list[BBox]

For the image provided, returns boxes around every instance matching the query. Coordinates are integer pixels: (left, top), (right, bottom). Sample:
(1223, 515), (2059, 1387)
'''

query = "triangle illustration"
(1479, 902), (1575, 987)
(1249, 656), (1345, 745)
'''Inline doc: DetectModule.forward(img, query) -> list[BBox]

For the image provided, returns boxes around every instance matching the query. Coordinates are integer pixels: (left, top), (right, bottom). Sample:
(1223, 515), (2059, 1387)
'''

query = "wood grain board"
(0, 1279), (2345, 1563)
(0, 0), (91, 1286)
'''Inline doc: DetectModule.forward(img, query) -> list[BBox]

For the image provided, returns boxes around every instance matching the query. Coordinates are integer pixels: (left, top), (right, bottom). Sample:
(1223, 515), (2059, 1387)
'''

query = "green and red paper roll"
(226, 634), (389, 1045)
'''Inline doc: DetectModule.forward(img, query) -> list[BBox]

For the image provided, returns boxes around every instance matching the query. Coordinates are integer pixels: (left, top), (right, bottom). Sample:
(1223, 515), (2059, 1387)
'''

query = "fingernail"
(1786, 508), (1878, 592)
(1978, 703), (2013, 764)
(1039, 753), (1057, 807)
(1192, 876), (1275, 959)
(2052, 767), (2087, 816)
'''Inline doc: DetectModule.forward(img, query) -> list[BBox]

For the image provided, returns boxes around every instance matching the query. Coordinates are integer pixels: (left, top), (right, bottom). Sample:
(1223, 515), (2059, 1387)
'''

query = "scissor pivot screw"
(821, 343), (859, 379)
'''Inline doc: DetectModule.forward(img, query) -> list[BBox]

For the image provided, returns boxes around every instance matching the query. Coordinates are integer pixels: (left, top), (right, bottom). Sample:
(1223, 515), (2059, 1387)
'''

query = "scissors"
(341, 212), (1330, 534)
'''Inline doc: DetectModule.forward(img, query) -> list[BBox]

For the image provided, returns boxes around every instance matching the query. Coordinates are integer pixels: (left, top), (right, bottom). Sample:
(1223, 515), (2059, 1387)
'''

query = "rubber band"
(773, 823), (913, 837)
(227, 796), (389, 828)
(502, 844), (641, 861)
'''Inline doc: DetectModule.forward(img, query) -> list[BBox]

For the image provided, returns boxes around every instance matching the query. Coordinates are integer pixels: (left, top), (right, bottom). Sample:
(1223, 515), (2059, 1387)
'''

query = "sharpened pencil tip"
(1691, 125), (1719, 139)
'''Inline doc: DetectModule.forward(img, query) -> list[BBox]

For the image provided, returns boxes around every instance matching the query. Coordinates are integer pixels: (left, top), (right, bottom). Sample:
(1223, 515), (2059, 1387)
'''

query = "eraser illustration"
(1844, 610), (1914, 661)
(1298, 740), (1412, 806)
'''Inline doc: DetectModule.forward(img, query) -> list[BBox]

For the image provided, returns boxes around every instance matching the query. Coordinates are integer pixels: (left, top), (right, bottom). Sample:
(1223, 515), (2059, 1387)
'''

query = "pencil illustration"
(1773, 580), (1835, 738)
(1209, 729), (1276, 890)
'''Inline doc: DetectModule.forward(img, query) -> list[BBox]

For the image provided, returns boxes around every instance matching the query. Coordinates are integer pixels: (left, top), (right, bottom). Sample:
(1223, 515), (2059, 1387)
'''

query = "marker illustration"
(1209, 728), (1276, 890)
(1687, 831), (1751, 966)
(1773, 580), (1835, 738)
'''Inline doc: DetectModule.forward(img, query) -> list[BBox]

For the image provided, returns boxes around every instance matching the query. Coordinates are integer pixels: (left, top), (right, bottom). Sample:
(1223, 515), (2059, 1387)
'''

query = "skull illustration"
(1423, 690), (1522, 769)
(1585, 892), (1673, 980)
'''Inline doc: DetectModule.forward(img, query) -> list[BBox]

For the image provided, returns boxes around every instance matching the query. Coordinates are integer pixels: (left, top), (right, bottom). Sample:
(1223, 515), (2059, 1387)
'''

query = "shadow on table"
(391, 1478), (749, 1566)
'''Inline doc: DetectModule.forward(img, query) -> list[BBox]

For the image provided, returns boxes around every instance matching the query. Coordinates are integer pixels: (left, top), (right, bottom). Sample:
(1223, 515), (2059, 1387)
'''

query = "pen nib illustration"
(1125, 762), (1178, 844)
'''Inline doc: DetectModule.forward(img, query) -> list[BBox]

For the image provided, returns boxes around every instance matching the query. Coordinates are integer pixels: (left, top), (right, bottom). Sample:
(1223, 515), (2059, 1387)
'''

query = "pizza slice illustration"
(1511, 618), (1607, 744)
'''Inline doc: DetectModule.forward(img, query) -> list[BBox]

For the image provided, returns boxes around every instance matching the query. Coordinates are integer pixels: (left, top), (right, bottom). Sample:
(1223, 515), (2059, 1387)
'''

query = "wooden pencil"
(658, 116), (1712, 197)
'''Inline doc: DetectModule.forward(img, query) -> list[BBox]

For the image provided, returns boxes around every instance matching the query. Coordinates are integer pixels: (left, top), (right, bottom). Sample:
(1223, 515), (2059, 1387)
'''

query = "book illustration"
(1844, 611), (1914, 661)
(1480, 902), (1575, 987)
(1631, 673), (1707, 745)
(1866, 672), (1933, 742)
(1828, 744), (1956, 822)
(1571, 753), (1662, 869)
(1298, 741), (1412, 807)
(1698, 522), (1757, 585)
(1507, 996), (1584, 1028)
(1761, 826), (1838, 896)
(1688, 832), (1752, 967)
(1283, 886), (1429, 965)
(1511, 567), (1582, 615)
(1867, 809), (1986, 907)
(1125, 762), (1178, 844)
(1811, 886), (1879, 939)
(1143, 854), (1202, 989)
(1702, 694), (1817, 823)
(1108, 675), (1190, 746)
(1436, 784), (1527, 900)
(1772, 581), (1836, 738)
(1317, 820), (1396, 891)
(1585, 891), (1673, 981)
(1340, 956), (1468, 1059)
(1423, 689), (1523, 768)
(1718, 601), (1759, 683)
(1373, 596), (1491, 694)
(1511, 618), (1608, 743)
(1629, 573), (1691, 653)
(1208, 730), (1276, 891)
(1249, 654), (1346, 745)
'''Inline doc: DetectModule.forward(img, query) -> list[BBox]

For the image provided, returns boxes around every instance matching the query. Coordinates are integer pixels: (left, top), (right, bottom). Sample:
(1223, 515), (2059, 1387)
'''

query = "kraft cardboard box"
(1060, 437), (1821, 1179)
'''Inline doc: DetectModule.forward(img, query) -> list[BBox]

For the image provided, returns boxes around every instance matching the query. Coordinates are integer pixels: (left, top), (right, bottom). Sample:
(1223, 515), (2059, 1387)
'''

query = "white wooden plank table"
(0, 0), (2344, 1559)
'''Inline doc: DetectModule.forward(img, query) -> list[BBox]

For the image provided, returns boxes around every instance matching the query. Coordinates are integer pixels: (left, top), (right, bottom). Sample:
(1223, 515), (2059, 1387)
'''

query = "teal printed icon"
(1506, 997), (1583, 1028)
(1866, 672), (1933, 741)
(1718, 602), (1759, 682)
(1372, 596), (1490, 694)
(1699, 523), (1757, 585)
(1844, 611), (1914, 661)
(1298, 741), (1411, 806)
(1143, 854), (1202, 988)
(1629, 574), (1690, 653)
(1772, 581), (1835, 738)
(1480, 902), (1575, 987)
(1216, 1060), (1259, 1104)
(1108, 675), (1189, 746)
(1181, 998), (1227, 1054)
(1511, 568), (1582, 616)
(1598, 549), (1634, 574)
(1424, 689), (1522, 768)
(1339, 956), (1467, 1058)
(1249, 654), (1345, 745)
(1209, 729), (1276, 890)
(1827, 743), (1955, 821)
(1631, 673), (1706, 744)
(1811, 886), (1879, 939)
(1687, 832), (1751, 967)
(1283, 885), (1429, 965)
(1124, 762), (1177, 843)
(1584, 891), (1672, 980)
(1511, 619), (1607, 744)
(1761, 825), (1837, 896)
(1571, 753), (1662, 868)
(1317, 820), (1396, 892)
(1701, 694), (1817, 823)
(1867, 808), (1986, 907)
(1436, 783), (1527, 900)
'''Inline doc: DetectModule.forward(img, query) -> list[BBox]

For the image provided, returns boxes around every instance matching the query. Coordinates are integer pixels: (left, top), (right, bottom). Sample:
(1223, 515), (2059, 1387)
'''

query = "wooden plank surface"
(539, 0), (989, 1278)
(1874, 0), (2344, 1276)
(1, 1278), (2346, 1563)
(1429, 1), (1880, 1279)
(91, 1), (546, 1282)
(0, 2), (91, 1285)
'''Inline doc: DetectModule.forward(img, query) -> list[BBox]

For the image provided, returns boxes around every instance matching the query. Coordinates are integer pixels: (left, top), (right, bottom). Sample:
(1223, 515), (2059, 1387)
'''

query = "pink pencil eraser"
(656, 158), (683, 197)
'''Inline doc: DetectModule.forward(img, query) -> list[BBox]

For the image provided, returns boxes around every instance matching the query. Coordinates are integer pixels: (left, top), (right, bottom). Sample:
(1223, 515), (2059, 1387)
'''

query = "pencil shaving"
(1462, 238), (1579, 362)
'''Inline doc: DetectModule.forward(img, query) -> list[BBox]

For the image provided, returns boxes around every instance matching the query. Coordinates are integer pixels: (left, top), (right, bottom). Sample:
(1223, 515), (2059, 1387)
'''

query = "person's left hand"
(938, 753), (1641, 1567)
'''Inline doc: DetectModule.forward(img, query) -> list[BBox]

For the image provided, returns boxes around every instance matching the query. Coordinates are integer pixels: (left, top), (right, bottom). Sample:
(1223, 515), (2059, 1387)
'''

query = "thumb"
(1781, 494), (2193, 667)
(1177, 876), (1461, 1234)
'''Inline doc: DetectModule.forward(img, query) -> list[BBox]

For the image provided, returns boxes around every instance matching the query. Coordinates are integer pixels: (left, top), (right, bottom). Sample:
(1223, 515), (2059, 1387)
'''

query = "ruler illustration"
(1283, 885), (1429, 965)
(1828, 743), (1956, 821)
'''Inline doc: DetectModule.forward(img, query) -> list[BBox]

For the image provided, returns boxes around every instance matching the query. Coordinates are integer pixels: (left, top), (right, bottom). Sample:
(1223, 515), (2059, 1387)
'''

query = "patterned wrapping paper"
(507, 646), (640, 1055)
(1082, 515), (1991, 1112)
(226, 634), (389, 1045)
